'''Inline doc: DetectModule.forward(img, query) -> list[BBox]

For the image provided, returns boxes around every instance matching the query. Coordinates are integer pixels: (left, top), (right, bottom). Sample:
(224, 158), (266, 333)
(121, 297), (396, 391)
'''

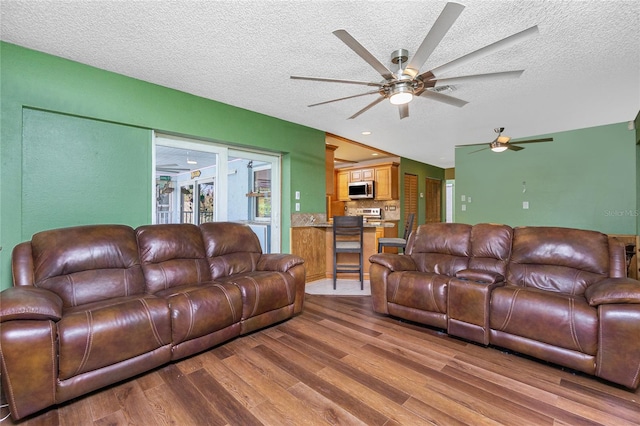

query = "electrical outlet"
(461, 204), (467, 211)
(295, 191), (300, 200)
(295, 202), (300, 211)
(523, 201), (529, 209)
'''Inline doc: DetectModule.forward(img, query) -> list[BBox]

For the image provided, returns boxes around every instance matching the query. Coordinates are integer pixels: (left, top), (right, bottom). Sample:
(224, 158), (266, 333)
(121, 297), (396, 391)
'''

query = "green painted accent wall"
(1, 42), (326, 289)
(22, 109), (152, 235)
(455, 122), (637, 234)
(399, 158), (445, 230)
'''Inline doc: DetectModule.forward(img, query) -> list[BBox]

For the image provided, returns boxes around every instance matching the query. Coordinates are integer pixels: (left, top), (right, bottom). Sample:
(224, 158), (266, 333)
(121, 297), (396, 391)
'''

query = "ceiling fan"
(464, 128), (553, 153)
(291, 2), (539, 119)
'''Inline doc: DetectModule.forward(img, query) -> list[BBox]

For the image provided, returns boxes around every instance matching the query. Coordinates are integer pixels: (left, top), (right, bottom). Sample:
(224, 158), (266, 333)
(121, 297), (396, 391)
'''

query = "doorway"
(153, 133), (281, 252)
(425, 177), (442, 223)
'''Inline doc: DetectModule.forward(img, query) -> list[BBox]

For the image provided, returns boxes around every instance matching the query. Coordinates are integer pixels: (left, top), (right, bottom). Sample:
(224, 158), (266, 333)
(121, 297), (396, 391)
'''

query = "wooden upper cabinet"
(374, 163), (399, 200)
(325, 144), (338, 196)
(335, 162), (399, 201)
(350, 168), (374, 182)
(335, 169), (350, 201)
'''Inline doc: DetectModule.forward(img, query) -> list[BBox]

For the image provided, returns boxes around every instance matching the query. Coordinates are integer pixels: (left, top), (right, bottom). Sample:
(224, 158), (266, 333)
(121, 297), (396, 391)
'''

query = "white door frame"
(152, 132), (281, 252)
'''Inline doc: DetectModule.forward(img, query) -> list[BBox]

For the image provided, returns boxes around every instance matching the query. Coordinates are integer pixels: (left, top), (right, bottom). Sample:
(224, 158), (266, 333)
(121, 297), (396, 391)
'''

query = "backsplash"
(290, 199), (401, 227)
(290, 213), (326, 227)
(345, 200), (401, 221)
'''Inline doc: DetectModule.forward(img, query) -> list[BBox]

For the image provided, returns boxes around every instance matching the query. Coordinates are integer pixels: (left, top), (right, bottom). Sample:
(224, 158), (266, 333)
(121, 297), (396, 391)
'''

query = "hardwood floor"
(5, 294), (639, 425)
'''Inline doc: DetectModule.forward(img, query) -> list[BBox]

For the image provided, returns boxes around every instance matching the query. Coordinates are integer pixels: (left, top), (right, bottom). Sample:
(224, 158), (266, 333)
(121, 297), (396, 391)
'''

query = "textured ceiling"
(1, 0), (639, 168)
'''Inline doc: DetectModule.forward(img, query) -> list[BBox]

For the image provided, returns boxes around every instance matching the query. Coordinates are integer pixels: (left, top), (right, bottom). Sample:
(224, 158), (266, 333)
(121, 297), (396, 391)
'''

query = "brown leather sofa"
(369, 222), (640, 389)
(0, 222), (305, 420)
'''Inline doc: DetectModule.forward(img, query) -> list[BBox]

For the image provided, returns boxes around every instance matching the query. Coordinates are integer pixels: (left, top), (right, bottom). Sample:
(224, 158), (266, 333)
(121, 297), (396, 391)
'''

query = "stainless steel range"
(355, 207), (382, 222)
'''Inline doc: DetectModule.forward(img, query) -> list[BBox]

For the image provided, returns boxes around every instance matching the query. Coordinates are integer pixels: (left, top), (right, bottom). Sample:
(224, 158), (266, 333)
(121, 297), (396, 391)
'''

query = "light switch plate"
(295, 202), (300, 211)
(461, 204), (467, 211)
(523, 201), (529, 209)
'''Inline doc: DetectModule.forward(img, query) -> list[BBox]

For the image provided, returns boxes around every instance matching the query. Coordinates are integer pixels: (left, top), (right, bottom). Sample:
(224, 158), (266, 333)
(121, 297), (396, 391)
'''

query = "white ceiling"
(2, 1), (639, 168)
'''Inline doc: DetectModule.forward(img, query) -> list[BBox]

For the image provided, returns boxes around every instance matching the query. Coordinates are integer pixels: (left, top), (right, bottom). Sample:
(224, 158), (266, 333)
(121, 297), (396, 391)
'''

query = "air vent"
(431, 85), (455, 93)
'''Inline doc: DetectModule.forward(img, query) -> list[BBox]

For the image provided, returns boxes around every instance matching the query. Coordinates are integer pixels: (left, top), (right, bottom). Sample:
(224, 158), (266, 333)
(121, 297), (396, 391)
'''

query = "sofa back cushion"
(409, 223), (471, 275)
(468, 223), (513, 276)
(136, 224), (211, 293)
(507, 226), (610, 295)
(29, 224), (145, 308)
(199, 222), (262, 279)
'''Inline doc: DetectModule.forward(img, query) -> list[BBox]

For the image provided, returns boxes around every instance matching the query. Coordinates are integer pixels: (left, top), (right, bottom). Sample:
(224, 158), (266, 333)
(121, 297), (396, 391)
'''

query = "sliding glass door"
(153, 133), (280, 252)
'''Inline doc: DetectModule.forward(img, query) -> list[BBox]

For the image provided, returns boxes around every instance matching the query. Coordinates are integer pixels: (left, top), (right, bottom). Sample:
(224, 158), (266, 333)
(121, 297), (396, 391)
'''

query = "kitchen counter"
(311, 221), (395, 228)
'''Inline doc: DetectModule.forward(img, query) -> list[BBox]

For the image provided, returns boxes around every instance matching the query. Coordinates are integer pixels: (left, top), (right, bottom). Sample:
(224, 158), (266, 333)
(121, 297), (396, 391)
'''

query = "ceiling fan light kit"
(490, 142), (509, 153)
(388, 83), (414, 105)
(291, 1), (539, 120)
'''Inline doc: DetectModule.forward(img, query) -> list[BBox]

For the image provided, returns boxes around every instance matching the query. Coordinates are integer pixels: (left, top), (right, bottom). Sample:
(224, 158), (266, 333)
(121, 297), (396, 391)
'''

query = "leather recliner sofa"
(369, 222), (640, 389)
(0, 222), (305, 420)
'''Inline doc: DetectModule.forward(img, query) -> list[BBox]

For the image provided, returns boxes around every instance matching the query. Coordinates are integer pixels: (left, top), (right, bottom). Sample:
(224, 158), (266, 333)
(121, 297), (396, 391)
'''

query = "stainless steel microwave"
(348, 181), (375, 199)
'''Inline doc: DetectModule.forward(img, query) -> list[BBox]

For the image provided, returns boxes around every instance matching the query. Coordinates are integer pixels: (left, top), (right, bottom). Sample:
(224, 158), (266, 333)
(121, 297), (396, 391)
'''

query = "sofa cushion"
(490, 286), (598, 356)
(216, 271), (296, 320)
(136, 224), (212, 293)
(507, 227), (610, 295)
(200, 222), (262, 279)
(387, 271), (449, 314)
(468, 223), (513, 275)
(30, 225), (145, 307)
(409, 223), (471, 276)
(154, 282), (242, 345)
(58, 295), (171, 380)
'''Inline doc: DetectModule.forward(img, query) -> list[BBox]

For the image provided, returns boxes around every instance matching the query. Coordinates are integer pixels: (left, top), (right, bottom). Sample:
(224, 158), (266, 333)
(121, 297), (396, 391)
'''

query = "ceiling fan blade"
(290, 76), (381, 87)
(510, 137), (553, 144)
(432, 70), (524, 86)
(467, 146), (489, 154)
(418, 89), (468, 107)
(430, 26), (539, 77)
(506, 144), (525, 151)
(308, 90), (380, 107)
(399, 103), (409, 119)
(332, 29), (394, 80)
(404, 2), (465, 78)
(348, 96), (385, 119)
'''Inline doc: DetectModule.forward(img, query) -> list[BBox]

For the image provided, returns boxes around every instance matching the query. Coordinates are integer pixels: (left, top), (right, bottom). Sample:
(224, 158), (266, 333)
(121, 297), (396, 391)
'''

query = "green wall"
(0, 42), (326, 289)
(399, 158), (445, 229)
(455, 122), (637, 234)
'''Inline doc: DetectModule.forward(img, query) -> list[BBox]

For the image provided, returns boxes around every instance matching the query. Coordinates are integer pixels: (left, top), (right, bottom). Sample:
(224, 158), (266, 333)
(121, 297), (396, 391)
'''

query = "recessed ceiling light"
(361, 131), (372, 135)
(371, 153), (379, 156)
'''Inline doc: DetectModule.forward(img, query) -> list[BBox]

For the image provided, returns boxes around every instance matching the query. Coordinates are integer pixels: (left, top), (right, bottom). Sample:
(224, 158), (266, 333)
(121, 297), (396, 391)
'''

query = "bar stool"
(333, 215), (364, 290)
(378, 213), (415, 254)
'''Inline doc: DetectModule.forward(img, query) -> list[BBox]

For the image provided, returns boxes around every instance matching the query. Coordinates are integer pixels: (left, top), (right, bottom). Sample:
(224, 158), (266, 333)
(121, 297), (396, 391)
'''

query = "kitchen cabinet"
(335, 169), (350, 201)
(334, 162), (399, 201)
(325, 144), (338, 196)
(350, 168), (374, 182)
(374, 163), (399, 200)
(290, 227), (326, 282)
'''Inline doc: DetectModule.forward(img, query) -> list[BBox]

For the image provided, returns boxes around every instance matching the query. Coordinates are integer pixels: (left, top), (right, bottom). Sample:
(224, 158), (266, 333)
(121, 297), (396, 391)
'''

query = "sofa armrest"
(455, 269), (504, 284)
(257, 253), (304, 273)
(585, 277), (640, 306)
(369, 253), (417, 272)
(1, 287), (63, 322)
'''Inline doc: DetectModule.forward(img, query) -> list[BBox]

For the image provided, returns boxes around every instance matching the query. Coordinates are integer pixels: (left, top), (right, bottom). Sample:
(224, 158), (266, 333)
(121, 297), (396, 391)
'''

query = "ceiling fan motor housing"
(391, 49), (409, 65)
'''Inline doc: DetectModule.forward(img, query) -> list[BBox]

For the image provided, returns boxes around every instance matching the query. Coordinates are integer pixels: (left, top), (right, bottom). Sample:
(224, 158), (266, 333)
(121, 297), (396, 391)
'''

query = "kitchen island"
(290, 220), (396, 282)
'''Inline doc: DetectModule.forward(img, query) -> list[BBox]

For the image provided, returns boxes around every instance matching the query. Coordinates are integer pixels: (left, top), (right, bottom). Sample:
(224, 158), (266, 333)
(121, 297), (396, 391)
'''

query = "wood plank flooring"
(4, 294), (639, 425)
